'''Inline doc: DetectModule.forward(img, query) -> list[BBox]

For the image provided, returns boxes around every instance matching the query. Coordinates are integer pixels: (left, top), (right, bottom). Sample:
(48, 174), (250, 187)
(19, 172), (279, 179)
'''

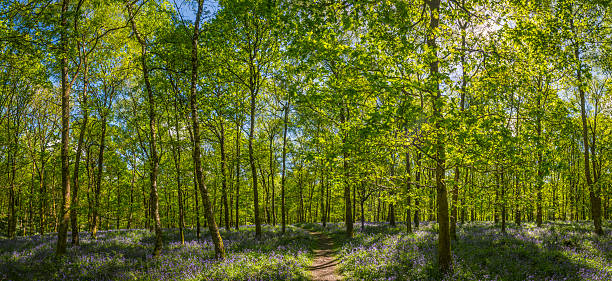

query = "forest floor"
(307, 230), (341, 281)
(325, 221), (612, 280)
(0, 221), (610, 280)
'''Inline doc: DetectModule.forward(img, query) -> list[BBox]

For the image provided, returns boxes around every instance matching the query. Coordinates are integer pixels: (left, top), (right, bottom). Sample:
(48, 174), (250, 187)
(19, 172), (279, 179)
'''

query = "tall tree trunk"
(361, 182), (366, 231)
(127, 152), (135, 229)
(220, 120), (230, 230)
(451, 11), (469, 242)
(320, 168), (326, 227)
(326, 178), (331, 223)
(389, 155), (396, 227)
(8, 146), (16, 238)
(341, 103), (353, 238)
(194, 166), (200, 239)
(126, 1), (163, 257)
(259, 162), (270, 223)
(71, 64), (89, 246)
(56, 0), (72, 255)
(536, 95), (543, 227)
(575, 49), (603, 235)
(235, 117), (241, 230)
(498, 167), (506, 233)
(92, 115), (107, 239)
(116, 170), (121, 229)
(38, 148), (47, 235)
(428, 0), (451, 272)
(281, 100), (289, 233)
(514, 100), (521, 226)
(414, 152), (421, 228)
(450, 167), (459, 240)
(405, 148), (412, 232)
(299, 170), (304, 222)
(187, 0), (225, 258)
(248, 89), (261, 237)
(269, 135), (276, 226)
(170, 100), (185, 244)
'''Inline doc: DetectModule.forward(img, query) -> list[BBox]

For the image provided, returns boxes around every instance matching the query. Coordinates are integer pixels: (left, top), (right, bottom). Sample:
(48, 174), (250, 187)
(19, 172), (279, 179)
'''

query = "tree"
(125, 0), (164, 256)
(56, 0), (73, 256)
(188, 0), (225, 259)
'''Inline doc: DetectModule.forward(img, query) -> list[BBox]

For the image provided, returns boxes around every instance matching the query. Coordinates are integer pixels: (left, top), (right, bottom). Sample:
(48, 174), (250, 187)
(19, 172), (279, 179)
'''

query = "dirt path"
(308, 231), (341, 281)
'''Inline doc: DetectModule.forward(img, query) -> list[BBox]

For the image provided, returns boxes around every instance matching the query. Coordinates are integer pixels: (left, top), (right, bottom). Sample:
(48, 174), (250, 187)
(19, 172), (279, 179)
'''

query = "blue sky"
(171, 0), (221, 23)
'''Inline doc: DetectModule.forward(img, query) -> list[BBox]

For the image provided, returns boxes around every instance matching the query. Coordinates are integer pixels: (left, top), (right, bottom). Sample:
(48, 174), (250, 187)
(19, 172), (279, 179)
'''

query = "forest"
(0, 0), (611, 280)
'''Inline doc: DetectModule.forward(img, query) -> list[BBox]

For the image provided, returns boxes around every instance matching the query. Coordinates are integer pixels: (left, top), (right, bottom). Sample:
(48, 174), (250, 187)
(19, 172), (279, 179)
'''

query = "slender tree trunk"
(414, 152), (421, 228)
(575, 47), (603, 235)
(406, 149), (412, 232)
(56, 0), (72, 255)
(308, 178), (314, 222)
(127, 152), (135, 229)
(299, 170), (304, 222)
(498, 168), (506, 233)
(515, 173), (521, 225)
(428, 0), (451, 272)
(126, 1), (163, 256)
(38, 149), (47, 235)
(281, 100), (289, 233)
(451, 12), (468, 242)
(269, 135), (276, 226)
(194, 166), (200, 239)
(71, 64), (89, 245)
(450, 167), (459, 240)
(389, 155), (396, 227)
(536, 95), (543, 227)
(326, 175), (331, 225)
(186, 0), (225, 258)
(259, 162), (270, 223)
(340, 104), (353, 238)
(248, 90), (261, 237)
(514, 102), (521, 226)
(320, 168), (326, 226)
(170, 105), (184, 244)
(8, 147), (16, 238)
(235, 118), (241, 230)
(116, 170), (121, 229)
(92, 115), (107, 239)
(353, 182), (356, 223)
(220, 120), (230, 230)
(361, 183), (365, 231)
(29, 168), (34, 235)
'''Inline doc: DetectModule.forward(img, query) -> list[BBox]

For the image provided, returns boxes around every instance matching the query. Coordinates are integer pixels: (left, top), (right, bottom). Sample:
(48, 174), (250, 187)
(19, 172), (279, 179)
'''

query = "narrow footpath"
(308, 231), (341, 281)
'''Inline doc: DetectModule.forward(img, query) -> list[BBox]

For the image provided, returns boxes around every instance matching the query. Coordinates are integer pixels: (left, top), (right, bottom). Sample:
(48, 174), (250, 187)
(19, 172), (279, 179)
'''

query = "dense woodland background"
(0, 0), (611, 272)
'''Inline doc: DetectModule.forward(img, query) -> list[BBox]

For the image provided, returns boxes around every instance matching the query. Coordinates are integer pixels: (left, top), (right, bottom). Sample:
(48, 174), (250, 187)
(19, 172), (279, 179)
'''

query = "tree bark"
(269, 134), (276, 226)
(405, 148), (412, 232)
(186, 0), (225, 258)
(414, 152), (421, 228)
(71, 63), (89, 246)
(281, 100), (289, 233)
(536, 94), (543, 227)
(428, 0), (451, 272)
(170, 99), (185, 244)
(248, 88), (261, 237)
(341, 103), (353, 238)
(235, 117), (242, 230)
(56, 0), (72, 256)
(220, 120), (230, 230)
(576, 50), (603, 235)
(450, 167), (460, 240)
(92, 114), (107, 239)
(126, 1), (163, 257)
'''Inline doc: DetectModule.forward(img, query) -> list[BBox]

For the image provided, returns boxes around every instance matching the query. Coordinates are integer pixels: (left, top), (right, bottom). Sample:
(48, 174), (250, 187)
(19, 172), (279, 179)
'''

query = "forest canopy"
(0, 0), (610, 275)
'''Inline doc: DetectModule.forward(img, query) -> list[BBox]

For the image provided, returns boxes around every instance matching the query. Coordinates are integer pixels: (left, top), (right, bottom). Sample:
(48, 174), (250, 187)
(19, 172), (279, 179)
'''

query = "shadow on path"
(308, 231), (341, 281)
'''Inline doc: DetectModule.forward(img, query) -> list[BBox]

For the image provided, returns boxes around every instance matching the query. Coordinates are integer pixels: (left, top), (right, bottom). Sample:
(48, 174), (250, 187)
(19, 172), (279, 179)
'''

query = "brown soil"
(308, 231), (341, 281)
